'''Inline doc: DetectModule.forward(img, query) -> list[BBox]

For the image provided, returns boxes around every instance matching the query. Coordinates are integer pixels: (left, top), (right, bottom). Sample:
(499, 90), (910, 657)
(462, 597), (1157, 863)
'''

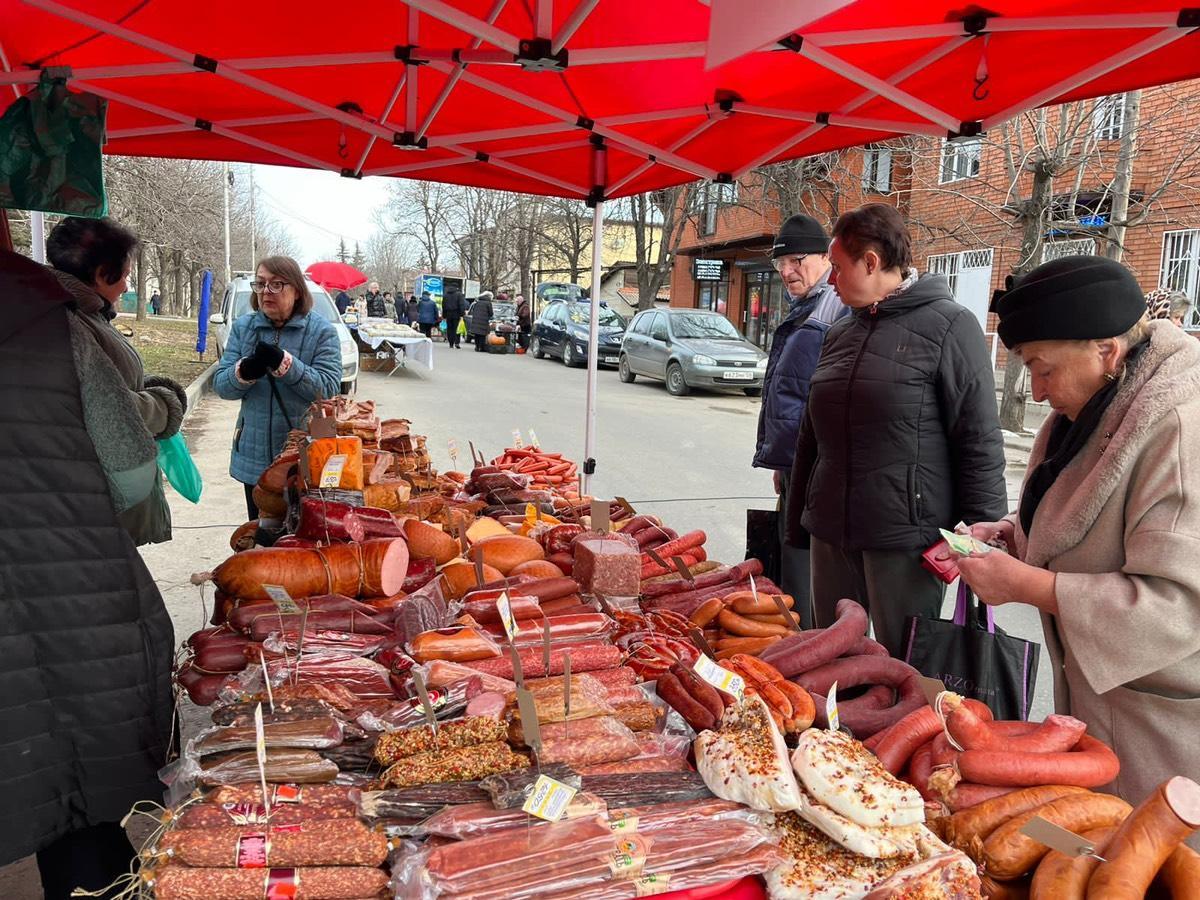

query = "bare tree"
(622, 184), (702, 310)
(753, 151), (851, 223)
(365, 229), (420, 294)
(536, 197), (592, 283)
(380, 180), (455, 271)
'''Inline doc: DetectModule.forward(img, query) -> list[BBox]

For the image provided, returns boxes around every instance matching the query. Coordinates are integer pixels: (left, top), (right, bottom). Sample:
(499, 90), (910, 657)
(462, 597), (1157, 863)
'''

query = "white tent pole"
(583, 199), (604, 496)
(30, 211), (46, 262)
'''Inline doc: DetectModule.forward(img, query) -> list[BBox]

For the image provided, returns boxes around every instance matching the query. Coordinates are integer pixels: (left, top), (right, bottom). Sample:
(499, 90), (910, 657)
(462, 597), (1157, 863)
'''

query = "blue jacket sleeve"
(214, 316), (254, 399)
(281, 319), (343, 400)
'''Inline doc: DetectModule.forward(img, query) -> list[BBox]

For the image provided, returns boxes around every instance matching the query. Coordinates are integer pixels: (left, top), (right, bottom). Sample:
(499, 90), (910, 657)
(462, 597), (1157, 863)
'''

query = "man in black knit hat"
(753, 214), (846, 626)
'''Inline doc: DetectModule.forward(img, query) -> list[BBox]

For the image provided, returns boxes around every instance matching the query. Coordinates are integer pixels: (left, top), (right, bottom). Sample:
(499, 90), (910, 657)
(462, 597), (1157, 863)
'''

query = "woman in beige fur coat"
(957, 256), (1200, 830)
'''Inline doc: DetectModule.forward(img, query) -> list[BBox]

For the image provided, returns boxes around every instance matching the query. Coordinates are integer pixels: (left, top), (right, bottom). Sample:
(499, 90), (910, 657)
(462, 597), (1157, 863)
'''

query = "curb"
(183, 361), (218, 425)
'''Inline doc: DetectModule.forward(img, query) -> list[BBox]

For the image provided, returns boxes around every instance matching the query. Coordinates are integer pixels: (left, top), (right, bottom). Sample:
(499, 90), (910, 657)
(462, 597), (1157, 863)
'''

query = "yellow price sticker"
(827, 680), (840, 732)
(319, 454), (346, 488)
(692, 655), (745, 701)
(521, 774), (578, 822)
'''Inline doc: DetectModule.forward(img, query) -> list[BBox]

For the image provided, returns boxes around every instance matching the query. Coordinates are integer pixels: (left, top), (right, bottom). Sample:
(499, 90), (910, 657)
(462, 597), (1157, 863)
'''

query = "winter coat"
(1010, 322), (1200, 840)
(417, 298), (440, 325)
(52, 269), (186, 545)
(442, 288), (466, 318)
(517, 300), (532, 331)
(467, 297), (494, 336)
(753, 273), (843, 472)
(0, 251), (175, 865)
(335, 291), (351, 314)
(214, 308), (342, 486)
(365, 291), (387, 318)
(787, 273), (1008, 551)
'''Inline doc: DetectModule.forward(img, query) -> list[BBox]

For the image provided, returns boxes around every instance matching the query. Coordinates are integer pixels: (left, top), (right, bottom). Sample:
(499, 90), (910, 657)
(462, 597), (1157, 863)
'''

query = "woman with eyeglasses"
(214, 256), (342, 520)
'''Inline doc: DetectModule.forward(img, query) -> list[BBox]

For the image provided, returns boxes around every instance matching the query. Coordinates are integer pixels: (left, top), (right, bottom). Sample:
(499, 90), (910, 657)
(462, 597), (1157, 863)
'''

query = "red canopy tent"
(2, 0), (1199, 485)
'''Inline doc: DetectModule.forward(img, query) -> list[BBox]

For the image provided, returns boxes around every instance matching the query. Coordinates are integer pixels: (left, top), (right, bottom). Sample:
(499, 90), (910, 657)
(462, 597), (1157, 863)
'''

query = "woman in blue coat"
(215, 256), (342, 519)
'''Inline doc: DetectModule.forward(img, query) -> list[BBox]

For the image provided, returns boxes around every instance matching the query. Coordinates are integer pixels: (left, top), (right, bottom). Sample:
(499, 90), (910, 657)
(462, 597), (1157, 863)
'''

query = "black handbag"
(903, 581), (1040, 721)
(744, 508), (782, 585)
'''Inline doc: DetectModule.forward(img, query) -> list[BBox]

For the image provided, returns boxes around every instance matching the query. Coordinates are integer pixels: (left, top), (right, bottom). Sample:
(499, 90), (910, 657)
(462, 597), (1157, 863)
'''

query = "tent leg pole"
(30, 210), (46, 262)
(582, 200), (603, 497)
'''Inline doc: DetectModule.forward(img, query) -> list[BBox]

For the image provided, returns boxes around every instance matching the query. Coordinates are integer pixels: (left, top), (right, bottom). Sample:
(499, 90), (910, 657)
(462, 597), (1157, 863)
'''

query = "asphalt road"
(0, 342), (1050, 896)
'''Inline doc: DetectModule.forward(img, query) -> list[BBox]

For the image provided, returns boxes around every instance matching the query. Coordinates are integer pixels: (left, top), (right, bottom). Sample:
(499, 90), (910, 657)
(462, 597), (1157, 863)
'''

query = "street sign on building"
(693, 258), (726, 282)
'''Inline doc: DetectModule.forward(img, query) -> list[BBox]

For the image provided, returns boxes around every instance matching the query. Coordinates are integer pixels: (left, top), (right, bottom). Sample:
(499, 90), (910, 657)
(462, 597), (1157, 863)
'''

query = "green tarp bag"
(157, 433), (203, 504)
(0, 70), (108, 216)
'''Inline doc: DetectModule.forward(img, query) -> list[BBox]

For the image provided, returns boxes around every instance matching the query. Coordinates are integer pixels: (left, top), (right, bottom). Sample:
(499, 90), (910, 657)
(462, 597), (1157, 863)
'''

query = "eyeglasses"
(771, 254), (808, 273)
(251, 280), (288, 294)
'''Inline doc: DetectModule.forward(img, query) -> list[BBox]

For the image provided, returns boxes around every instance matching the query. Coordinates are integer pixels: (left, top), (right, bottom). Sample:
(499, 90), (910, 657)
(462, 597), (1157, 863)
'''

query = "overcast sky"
(251, 164), (395, 266)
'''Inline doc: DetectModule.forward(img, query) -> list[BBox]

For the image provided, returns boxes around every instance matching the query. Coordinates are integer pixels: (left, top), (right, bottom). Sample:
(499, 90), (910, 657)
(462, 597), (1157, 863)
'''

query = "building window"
(862, 145), (892, 193)
(927, 252), (960, 294)
(939, 138), (982, 184)
(1092, 93), (1128, 141)
(1041, 238), (1096, 264)
(699, 181), (739, 236)
(1161, 229), (1200, 328)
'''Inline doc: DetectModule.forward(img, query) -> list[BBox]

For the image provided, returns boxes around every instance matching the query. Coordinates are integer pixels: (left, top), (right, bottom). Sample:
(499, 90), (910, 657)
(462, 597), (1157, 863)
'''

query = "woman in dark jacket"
(467, 290), (495, 353)
(0, 248), (175, 897)
(787, 204), (1008, 656)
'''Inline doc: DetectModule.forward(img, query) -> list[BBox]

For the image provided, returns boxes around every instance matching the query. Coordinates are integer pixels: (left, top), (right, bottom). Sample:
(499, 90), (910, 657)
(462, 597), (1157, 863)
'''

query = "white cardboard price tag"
(512, 429), (524, 449)
(692, 655), (745, 700)
(262, 584), (300, 615)
(447, 438), (459, 465)
(528, 429), (540, 449)
(522, 774), (578, 822)
(1020, 817), (1101, 859)
(319, 454), (347, 488)
(827, 681), (840, 732)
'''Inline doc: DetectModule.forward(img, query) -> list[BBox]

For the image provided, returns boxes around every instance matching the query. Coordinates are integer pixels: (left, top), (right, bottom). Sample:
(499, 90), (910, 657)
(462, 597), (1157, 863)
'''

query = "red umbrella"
(304, 261), (368, 292)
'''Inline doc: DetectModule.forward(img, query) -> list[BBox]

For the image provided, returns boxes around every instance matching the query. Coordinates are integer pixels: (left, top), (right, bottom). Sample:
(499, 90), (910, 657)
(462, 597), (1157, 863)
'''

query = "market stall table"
(353, 319), (435, 374)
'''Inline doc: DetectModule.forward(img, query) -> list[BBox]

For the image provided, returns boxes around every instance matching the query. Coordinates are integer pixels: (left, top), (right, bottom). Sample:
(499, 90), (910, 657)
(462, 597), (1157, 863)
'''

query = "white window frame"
(1092, 93), (1128, 141)
(862, 145), (892, 193)
(939, 138), (982, 184)
(699, 181), (738, 236)
(1041, 238), (1096, 264)
(927, 251), (960, 293)
(1160, 229), (1200, 329)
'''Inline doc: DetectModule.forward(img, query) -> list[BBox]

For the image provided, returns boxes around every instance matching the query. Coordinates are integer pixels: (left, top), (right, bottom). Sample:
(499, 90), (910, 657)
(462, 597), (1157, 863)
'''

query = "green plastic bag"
(157, 432), (202, 503)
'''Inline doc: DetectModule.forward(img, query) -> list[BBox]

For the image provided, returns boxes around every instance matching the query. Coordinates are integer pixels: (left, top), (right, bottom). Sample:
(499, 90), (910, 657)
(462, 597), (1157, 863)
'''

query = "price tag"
(468, 440), (480, 466)
(688, 627), (717, 660)
(262, 585), (300, 615)
(496, 591), (519, 642)
(671, 556), (696, 585)
(319, 454), (347, 488)
(253, 703), (271, 818)
(826, 680), (840, 732)
(939, 527), (992, 556)
(634, 874), (672, 897)
(515, 686), (541, 754)
(615, 496), (637, 518)
(528, 429), (540, 449)
(563, 653), (572, 719)
(645, 548), (669, 571)
(918, 675), (948, 709)
(448, 438), (459, 466)
(593, 592), (615, 616)
(772, 593), (802, 631)
(512, 429), (524, 449)
(509, 642), (526, 690)
(259, 649), (275, 714)
(590, 499), (609, 533)
(473, 551), (486, 587)
(411, 667), (439, 734)
(1020, 817), (1103, 860)
(542, 615), (553, 675)
(692, 654), (745, 700)
(521, 773), (577, 822)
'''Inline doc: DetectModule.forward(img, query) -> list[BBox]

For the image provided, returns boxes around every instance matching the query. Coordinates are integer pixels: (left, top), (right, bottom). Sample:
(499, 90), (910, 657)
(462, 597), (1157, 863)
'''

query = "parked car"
(530, 299), (627, 368)
(211, 274), (359, 394)
(619, 308), (766, 396)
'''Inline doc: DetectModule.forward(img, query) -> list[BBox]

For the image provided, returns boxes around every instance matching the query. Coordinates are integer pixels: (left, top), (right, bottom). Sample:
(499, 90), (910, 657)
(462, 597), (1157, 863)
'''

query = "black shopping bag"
(903, 582), (1039, 721)
(745, 508), (781, 585)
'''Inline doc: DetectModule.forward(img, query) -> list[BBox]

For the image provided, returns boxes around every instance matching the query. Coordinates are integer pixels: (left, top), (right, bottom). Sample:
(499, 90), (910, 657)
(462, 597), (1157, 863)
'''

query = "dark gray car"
(619, 308), (766, 396)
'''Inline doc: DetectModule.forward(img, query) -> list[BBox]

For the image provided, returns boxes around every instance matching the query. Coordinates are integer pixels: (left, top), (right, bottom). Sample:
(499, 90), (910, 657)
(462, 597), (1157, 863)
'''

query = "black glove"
(253, 340), (286, 372)
(239, 355), (269, 381)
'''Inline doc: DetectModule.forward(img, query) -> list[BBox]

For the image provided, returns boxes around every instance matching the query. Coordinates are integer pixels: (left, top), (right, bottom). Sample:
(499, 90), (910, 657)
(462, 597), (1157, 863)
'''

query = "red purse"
(920, 539), (960, 584)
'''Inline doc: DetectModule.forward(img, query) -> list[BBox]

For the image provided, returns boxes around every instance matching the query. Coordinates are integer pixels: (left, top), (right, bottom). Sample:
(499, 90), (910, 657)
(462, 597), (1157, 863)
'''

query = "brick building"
(670, 82), (1200, 356)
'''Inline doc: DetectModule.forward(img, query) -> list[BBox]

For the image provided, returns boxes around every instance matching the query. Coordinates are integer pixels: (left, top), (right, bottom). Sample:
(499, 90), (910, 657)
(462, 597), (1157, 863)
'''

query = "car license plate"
(722, 370), (753, 380)
(604, 356), (619, 364)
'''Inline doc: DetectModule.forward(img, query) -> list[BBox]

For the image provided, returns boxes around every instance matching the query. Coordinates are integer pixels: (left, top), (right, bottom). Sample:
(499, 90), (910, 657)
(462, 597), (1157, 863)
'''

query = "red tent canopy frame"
(2, 1), (1198, 488)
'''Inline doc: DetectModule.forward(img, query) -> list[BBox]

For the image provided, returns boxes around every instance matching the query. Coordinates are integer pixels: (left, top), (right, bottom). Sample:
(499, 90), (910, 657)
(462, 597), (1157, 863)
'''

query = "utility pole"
(222, 162), (232, 284)
(249, 165), (257, 267)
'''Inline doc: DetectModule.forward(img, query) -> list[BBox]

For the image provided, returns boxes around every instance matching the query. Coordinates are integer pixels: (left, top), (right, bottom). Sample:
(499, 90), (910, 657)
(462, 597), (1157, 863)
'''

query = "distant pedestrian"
(150, 290), (161, 315)
(468, 290), (494, 353)
(516, 294), (532, 350)
(334, 289), (350, 315)
(442, 284), (466, 349)
(417, 291), (440, 338)
(364, 281), (386, 318)
(406, 295), (419, 326)
(382, 290), (395, 319)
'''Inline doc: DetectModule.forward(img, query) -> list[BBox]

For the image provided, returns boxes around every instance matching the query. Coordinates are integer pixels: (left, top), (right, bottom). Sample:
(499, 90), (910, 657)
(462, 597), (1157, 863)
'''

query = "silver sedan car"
(618, 308), (766, 396)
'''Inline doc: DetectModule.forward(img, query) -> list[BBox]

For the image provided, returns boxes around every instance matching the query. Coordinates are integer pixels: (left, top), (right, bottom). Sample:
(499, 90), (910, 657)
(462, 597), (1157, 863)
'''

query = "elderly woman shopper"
(957, 255), (1200, 831)
(787, 204), (1008, 655)
(468, 290), (495, 353)
(1145, 287), (1193, 328)
(215, 256), (341, 520)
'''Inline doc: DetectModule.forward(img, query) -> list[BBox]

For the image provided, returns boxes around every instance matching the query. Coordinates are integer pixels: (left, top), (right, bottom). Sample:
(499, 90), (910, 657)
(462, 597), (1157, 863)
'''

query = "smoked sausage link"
(983, 793), (1132, 879)
(957, 734), (1120, 789)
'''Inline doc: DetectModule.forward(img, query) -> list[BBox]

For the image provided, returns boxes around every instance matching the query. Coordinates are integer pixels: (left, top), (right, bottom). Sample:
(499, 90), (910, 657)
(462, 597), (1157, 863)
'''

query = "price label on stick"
(509, 642), (526, 690)
(515, 687), (541, 754)
(473, 551), (486, 588)
(319, 454), (346, 488)
(772, 593), (802, 632)
(522, 773), (577, 822)
(411, 668), (439, 735)
(496, 591), (519, 642)
(671, 556), (696, 586)
(645, 548), (669, 571)
(918, 675), (948, 709)
(528, 429), (540, 449)
(593, 592), (615, 616)
(692, 655), (745, 700)
(563, 653), (572, 719)
(253, 703), (271, 818)
(258, 649), (275, 714)
(512, 429), (524, 449)
(1020, 817), (1102, 860)
(448, 438), (459, 466)
(688, 627), (717, 661)
(262, 584), (300, 615)
(615, 496), (637, 518)
(591, 498), (609, 533)
(827, 681), (841, 732)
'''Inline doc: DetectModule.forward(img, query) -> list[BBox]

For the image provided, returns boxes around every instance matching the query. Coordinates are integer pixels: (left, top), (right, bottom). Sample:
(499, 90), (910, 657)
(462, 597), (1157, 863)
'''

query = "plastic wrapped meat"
(193, 718), (344, 757)
(152, 864), (390, 900)
(578, 771), (713, 807)
(357, 782), (490, 821)
(267, 655), (394, 700)
(694, 695), (802, 812)
(170, 801), (357, 830)
(574, 537), (641, 597)
(480, 764), (582, 809)
(198, 750), (339, 786)
(373, 717), (508, 766)
(519, 716), (640, 769)
(421, 793), (607, 839)
(377, 741), (529, 788)
(159, 818), (388, 867)
(506, 673), (614, 725)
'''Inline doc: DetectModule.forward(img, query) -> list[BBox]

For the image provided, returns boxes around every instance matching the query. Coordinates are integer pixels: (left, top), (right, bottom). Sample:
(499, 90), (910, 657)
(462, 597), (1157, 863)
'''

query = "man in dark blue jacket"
(753, 214), (846, 625)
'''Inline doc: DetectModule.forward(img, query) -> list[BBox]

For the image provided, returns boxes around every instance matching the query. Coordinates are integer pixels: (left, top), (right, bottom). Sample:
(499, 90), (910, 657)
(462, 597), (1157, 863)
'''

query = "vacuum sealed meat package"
(528, 716), (641, 768)
(198, 750), (339, 786)
(193, 718), (344, 757)
(506, 673), (614, 724)
(373, 717), (508, 766)
(171, 800), (357, 830)
(421, 793), (608, 839)
(480, 764), (582, 809)
(357, 783), (490, 821)
(159, 818), (389, 868)
(377, 741), (529, 788)
(153, 864), (390, 900)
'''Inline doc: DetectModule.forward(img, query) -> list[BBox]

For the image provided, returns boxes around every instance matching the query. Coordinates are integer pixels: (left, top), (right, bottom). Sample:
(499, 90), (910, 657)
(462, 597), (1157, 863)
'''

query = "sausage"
(209, 539), (410, 601)
(656, 670), (715, 731)
(795, 653), (921, 696)
(842, 635), (890, 657)
(716, 608), (790, 637)
(759, 598), (868, 677)
(776, 679), (816, 730)
(154, 864), (391, 900)
(1029, 827), (1115, 900)
(640, 529), (705, 562)
(945, 783), (1018, 812)
(944, 785), (1091, 857)
(159, 818), (388, 867)
(401, 556), (439, 592)
(546, 551), (574, 575)
(983, 792), (1133, 879)
(503, 576), (579, 603)
(1156, 842), (1200, 898)
(689, 597), (726, 628)
(957, 734), (1121, 788)
(874, 700), (995, 775)
(641, 559), (764, 600)
(1087, 776), (1200, 899)
(713, 635), (781, 654)
(945, 695), (1087, 753)
(730, 592), (794, 615)
(670, 662), (725, 723)
(909, 740), (936, 801)
(980, 875), (1032, 899)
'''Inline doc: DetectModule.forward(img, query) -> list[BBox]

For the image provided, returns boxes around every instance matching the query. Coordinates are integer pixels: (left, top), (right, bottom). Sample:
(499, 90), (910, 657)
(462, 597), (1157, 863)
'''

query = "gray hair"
(1169, 292), (1193, 320)
(477, 290), (494, 301)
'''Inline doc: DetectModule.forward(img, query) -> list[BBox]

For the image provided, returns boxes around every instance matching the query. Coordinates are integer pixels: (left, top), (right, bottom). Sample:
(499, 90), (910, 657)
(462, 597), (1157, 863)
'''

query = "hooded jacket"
(787, 273), (1008, 551)
(0, 251), (174, 864)
(467, 294), (494, 336)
